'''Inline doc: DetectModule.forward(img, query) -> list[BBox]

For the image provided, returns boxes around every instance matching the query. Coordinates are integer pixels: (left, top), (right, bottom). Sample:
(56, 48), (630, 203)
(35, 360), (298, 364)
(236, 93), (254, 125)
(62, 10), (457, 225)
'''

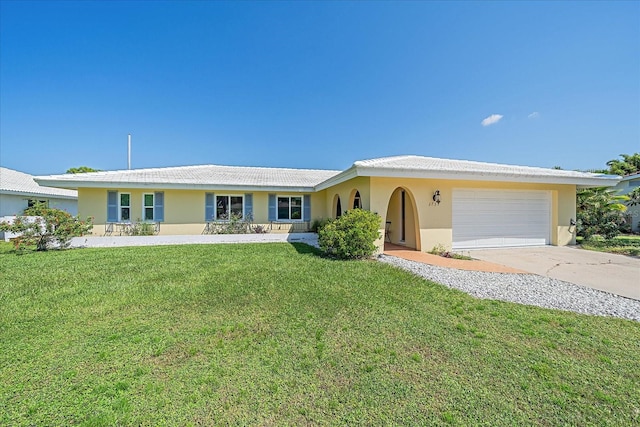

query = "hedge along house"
(35, 155), (619, 252)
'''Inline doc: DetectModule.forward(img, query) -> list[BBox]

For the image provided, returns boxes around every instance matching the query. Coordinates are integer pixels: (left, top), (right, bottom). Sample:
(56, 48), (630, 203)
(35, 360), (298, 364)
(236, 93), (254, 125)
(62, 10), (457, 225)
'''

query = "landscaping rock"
(379, 254), (640, 322)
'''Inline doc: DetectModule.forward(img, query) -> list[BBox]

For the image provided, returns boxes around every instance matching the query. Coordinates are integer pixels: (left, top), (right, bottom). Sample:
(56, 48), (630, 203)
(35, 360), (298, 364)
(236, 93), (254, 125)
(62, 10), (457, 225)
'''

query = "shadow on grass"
(290, 241), (382, 263)
(289, 242), (322, 256)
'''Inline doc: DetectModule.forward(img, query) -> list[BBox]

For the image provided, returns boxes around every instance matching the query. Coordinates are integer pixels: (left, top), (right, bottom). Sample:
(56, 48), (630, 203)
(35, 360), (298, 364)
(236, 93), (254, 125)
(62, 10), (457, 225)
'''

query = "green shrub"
(130, 221), (156, 236)
(318, 209), (381, 259)
(311, 218), (330, 233)
(0, 203), (93, 252)
(210, 213), (257, 234)
(252, 224), (269, 234)
(429, 243), (474, 260)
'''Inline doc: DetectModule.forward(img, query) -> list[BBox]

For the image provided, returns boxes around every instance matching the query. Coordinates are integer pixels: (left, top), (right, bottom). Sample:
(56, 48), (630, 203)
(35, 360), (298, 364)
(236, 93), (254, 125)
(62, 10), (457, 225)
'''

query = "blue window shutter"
(244, 193), (253, 221)
(268, 194), (276, 221)
(205, 193), (215, 221)
(303, 195), (311, 221)
(107, 191), (118, 222)
(154, 192), (164, 222)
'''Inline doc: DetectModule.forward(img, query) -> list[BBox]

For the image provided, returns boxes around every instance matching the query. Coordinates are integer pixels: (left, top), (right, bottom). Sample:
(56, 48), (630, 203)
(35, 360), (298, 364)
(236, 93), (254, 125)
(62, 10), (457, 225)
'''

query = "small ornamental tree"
(0, 203), (93, 252)
(318, 209), (381, 260)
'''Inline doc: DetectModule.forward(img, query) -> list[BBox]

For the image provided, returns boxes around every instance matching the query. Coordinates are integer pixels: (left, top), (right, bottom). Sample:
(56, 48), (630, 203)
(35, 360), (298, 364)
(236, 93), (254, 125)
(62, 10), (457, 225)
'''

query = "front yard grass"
(578, 234), (640, 256)
(1, 243), (638, 425)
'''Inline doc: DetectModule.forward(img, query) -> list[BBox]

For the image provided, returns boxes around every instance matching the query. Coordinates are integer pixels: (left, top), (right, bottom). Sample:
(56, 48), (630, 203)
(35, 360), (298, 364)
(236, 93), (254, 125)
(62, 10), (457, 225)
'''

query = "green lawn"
(578, 234), (640, 256)
(1, 243), (638, 426)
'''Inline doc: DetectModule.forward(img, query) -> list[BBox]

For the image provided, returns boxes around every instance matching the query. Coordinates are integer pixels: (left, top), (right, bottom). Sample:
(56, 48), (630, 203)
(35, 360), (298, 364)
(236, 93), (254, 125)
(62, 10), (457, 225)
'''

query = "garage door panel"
(453, 189), (551, 249)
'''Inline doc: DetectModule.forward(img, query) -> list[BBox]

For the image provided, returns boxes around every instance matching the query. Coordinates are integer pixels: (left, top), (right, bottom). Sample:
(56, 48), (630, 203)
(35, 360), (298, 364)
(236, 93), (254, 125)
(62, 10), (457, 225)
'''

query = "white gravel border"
(379, 254), (640, 322)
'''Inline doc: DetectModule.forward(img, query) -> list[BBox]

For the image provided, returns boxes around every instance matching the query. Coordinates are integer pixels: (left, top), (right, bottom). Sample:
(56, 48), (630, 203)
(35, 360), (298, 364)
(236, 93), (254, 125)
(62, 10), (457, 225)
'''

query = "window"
(120, 193), (131, 221)
(143, 193), (154, 220)
(216, 195), (243, 220)
(278, 196), (302, 220)
(353, 191), (361, 209)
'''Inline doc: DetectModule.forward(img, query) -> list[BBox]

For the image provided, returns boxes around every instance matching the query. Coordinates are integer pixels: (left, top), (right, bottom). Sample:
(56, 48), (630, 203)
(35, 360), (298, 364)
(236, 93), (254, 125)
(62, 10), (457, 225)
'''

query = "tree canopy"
(66, 166), (100, 174)
(603, 153), (640, 176)
(576, 188), (628, 240)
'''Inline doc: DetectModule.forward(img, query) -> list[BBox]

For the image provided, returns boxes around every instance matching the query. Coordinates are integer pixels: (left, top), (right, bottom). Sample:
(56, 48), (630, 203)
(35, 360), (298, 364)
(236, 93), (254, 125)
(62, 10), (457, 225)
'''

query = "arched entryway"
(385, 187), (419, 250)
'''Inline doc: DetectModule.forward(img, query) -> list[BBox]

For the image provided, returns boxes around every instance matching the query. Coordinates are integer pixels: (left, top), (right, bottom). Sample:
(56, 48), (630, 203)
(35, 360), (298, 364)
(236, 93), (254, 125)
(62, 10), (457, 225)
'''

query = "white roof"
(34, 155), (620, 192)
(316, 155), (621, 189)
(0, 167), (77, 199)
(35, 164), (341, 192)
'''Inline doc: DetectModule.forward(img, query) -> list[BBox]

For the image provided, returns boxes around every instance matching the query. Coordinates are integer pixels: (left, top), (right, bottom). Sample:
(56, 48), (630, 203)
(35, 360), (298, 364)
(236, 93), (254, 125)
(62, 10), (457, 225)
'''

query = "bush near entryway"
(318, 209), (381, 259)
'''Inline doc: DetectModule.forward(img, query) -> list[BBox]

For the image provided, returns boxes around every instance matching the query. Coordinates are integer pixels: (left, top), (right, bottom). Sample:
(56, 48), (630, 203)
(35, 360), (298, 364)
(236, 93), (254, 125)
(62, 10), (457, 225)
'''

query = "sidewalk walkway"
(70, 233), (319, 248)
(383, 244), (526, 274)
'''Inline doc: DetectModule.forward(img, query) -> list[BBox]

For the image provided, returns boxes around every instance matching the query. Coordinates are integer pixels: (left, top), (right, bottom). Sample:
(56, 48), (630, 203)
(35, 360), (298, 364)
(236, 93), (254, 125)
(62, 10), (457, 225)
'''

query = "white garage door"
(453, 189), (551, 249)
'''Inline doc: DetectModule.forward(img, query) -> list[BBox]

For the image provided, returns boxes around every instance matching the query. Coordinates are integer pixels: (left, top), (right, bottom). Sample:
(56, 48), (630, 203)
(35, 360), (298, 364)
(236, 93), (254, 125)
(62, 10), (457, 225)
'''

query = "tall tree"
(66, 166), (100, 174)
(605, 153), (640, 176)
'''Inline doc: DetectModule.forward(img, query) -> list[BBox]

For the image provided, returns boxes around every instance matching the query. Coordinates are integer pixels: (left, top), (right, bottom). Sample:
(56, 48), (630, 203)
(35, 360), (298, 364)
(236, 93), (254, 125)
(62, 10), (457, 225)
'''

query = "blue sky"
(1, 1), (638, 175)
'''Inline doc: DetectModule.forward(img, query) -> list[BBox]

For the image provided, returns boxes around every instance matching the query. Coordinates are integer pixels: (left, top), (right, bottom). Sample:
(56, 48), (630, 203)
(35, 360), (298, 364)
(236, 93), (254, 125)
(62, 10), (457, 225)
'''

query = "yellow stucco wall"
(79, 178), (577, 251)
(322, 176), (371, 218)
(79, 188), (326, 236)
(369, 177), (577, 253)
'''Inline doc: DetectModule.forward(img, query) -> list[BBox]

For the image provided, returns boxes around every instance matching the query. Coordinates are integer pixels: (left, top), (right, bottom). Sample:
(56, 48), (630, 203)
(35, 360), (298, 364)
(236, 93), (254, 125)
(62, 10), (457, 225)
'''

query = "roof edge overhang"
(328, 166), (620, 188)
(33, 179), (317, 193)
(620, 173), (640, 182)
(314, 167), (359, 191)
(34, 164), (621, 193)
(0, 189), (78, 200)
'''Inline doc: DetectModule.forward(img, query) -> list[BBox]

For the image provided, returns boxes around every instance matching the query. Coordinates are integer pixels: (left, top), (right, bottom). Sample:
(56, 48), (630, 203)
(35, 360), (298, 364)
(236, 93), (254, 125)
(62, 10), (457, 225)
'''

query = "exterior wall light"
(432, 190), (441, 205)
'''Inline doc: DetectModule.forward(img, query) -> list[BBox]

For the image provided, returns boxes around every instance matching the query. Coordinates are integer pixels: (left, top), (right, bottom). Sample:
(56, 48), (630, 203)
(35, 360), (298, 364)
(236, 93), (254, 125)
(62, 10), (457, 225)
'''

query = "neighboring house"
(613, 172), (640, 233)
(0, 166), (78, 240)
(34, 155), (619, 251)
(0, 167), (78, 215)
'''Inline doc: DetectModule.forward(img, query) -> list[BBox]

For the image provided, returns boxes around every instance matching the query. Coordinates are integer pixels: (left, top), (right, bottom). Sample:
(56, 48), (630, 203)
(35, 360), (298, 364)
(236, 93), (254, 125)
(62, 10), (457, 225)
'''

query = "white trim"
(214, 194), (244, 221)
(314, 167), (358, 191)
(119, 192), (131, 222)
(0, 189), (78, 199)
(33, 180), (318, 193)
(142, 193), (155, 221)
(276, 195), (304, 222)
(355, 166), (619, 188)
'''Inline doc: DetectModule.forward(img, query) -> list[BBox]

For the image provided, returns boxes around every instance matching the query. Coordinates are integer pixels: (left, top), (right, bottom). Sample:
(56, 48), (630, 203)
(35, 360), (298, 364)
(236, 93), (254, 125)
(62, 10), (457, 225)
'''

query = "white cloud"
(481, 114), (503, 127)
(528, 112), (540, 119)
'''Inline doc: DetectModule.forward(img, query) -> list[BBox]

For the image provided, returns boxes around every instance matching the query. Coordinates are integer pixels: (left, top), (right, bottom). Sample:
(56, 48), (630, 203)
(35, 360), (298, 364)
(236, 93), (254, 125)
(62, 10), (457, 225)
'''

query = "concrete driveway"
(467, 246), (640, 300)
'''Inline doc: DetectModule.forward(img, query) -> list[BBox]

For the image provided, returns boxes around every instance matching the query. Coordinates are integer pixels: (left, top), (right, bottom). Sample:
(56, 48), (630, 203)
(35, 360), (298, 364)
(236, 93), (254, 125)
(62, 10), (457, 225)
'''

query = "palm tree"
(605, 153), (640, 176)
(576, 187), (628, 239)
